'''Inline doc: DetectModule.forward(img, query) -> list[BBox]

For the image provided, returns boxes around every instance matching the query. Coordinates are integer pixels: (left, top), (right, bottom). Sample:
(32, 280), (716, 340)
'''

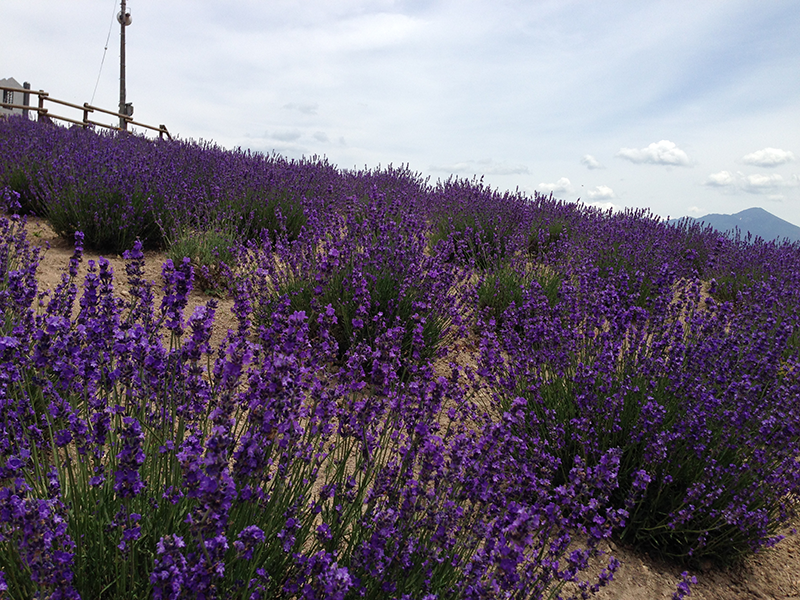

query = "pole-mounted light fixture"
(118, 1), (132, 130)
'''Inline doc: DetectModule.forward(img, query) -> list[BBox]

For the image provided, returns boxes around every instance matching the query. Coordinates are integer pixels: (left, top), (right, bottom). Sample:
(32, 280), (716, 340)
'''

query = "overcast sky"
(3, 0), (799, 226)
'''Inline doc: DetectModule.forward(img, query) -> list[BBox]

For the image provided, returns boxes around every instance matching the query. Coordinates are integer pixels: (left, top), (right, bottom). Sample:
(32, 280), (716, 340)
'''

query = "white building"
(1, 77), (29, 117)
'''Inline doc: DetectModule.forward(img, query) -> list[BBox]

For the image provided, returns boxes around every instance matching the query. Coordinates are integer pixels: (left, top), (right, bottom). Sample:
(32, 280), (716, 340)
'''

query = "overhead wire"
(90, 0), (119, 105)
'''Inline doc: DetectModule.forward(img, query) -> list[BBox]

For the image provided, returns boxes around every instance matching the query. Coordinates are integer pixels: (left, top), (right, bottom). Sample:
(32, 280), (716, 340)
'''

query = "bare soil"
(21, 215), (800, 599)
(23, 215), (239, 349)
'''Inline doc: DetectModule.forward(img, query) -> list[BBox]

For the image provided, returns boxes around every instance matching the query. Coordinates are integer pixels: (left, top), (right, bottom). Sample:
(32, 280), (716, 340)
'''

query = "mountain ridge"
(670, 207), (800, 243)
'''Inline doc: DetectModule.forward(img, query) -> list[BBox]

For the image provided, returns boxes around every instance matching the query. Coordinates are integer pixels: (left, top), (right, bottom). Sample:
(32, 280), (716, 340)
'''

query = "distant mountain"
(670, 207), (800, 243)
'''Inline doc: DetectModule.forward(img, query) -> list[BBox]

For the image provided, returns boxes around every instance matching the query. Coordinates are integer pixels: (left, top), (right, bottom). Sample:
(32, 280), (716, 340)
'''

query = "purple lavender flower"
(160, 257), (194, 336)
(1, 186), (22, 212)
(122, 239), (156, 329)
(113, 416), (146, 498)
(234, 525), (266, 560)
(673, 570), (698, 599)
(289, 551), (353, 600)
(182, 301), (217, 362)
(0, 490), (79, 599)
(278, 513), (300, 553)
(151, 534), (188, 600)
(177, 394), (236, 596)
(182, 533), (229, 598)
(69, 231), (84, 278)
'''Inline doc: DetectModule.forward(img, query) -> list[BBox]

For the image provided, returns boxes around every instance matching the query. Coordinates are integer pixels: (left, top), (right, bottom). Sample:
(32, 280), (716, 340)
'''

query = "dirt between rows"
(18, 215), (800, 599)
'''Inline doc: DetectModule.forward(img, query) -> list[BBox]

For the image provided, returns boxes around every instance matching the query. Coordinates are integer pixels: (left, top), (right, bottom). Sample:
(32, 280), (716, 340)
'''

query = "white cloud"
(282, 102), (319, 115)
(313, 131), (330, 143)
(430, 159), (530, 176)
(616, 140), (691, 166)
(687, 206), (703, 215)
(537, 177), (574, 195)
(584, 200), (620, 212)
(581, 154), (603, 169)
(704, 171), (798, 196)
(271, 129), (302, 142)
(704, 170), (735, 187)
(307, 12), (425, 54)
(741, 148), (796, 167)
(252, 141), (308, 157)
(587, 185), (615, 199)
(741, 173), (786, 193)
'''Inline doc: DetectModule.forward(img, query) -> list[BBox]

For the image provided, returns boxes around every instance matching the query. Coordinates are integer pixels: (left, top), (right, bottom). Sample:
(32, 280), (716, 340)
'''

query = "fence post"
(37, 91), (47, 122)
(22, 82), (30, 119)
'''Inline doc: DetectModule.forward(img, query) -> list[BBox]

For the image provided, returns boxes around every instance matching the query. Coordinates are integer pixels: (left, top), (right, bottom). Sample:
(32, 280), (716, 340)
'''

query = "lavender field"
(1, 115), (799, 599)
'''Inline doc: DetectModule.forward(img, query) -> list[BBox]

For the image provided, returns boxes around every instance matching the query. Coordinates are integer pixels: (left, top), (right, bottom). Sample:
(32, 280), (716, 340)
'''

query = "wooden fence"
(0, 84), (170, 139)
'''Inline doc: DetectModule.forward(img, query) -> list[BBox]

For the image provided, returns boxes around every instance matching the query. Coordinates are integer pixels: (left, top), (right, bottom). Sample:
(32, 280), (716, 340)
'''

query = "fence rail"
(0, 84), (170, 139)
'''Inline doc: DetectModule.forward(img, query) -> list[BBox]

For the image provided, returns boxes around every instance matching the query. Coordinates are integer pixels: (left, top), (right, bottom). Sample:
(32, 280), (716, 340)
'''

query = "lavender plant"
(0, 211), (622, 598)
(426, 177), (528, 270)
(480, 259), (800, 566)
(4, 115), (800, 595)
(0, 117), (54, 215)
(244, 193), (465, 378)
(166, 226), (238, 296)
(476, 260), (561, 330)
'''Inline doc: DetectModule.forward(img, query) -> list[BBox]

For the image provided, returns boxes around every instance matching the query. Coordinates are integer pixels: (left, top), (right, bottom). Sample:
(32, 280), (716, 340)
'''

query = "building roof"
(0, 77), (23, 88)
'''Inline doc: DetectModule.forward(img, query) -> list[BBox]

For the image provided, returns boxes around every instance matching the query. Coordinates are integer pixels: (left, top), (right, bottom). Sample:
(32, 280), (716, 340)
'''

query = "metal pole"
(119, 0), (127, 130)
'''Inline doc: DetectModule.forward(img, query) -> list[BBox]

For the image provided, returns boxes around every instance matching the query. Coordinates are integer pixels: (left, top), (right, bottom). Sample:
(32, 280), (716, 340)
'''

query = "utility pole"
(118, 0), (132, 130)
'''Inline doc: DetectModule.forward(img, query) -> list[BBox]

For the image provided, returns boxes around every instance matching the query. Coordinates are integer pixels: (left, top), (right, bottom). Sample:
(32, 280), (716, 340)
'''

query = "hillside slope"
(673, 207), (800, 243)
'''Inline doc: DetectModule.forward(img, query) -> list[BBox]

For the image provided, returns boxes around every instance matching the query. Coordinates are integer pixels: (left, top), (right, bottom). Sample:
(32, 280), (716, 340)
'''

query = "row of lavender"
(1, 115), (799, 597)
(0, 116), (429, 256)
(0, 117), (623, 599)
(420, 175), (800, 563)
(0, 196), (623, 598)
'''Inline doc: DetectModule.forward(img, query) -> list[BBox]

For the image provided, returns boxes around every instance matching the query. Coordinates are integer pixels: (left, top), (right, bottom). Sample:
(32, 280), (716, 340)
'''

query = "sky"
(3, 0), (800, 226)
